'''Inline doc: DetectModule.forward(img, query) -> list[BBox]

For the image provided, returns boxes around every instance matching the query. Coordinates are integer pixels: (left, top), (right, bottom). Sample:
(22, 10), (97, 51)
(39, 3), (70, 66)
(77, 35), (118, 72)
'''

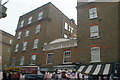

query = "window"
(89, 8), (97, 19)
(28, 17), (32, 24)
(12, 57), (16, 66)
(68, 26), (73, 33)
(20, 20), (24, 27)
(33, 39), (38, 49)
(20, 56), (24, 65)
(15, 44), (19, 52)
(31, 55), (36, 65)
(17, 32), (22, 40)
(90, 25), (99, 38)
(25, 30), (29, 37)
(64, 51), (71, 63)
(46, 53), (53, 64)
(65, 22), (68, 30)
(9, 40), (12, 44)
(38, 12), (43, 20)
(64, 34), (68, 38)
(22, 42), (28, 51)
(35, 25), (41, 34)
(91, 47), (100, 62)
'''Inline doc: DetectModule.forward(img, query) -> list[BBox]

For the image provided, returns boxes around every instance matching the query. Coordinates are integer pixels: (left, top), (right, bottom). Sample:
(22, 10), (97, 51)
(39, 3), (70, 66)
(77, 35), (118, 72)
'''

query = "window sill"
(90, 36), (100, 39)
(32, 47), (37, 49)
(30, 64), (35, 65)
(90, 61), (101, 63)
(89, 17), (98, 20)
(46, 63), (52, 65)
(35, 32), (40, 34)
(22, 50), (26, 51)
(63, 62), (72, 64)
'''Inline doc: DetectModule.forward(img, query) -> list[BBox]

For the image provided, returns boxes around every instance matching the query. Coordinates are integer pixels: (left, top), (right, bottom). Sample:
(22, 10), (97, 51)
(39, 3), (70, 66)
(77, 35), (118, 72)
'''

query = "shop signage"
(43, 40), (77, 51)
(21, 67), (37, 74)
(5, 67), (21, 71)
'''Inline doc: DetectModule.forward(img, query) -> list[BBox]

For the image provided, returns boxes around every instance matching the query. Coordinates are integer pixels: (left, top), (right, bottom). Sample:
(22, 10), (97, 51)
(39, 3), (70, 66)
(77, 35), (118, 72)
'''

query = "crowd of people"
(2, 71), (20, 80)
(1, 69), (113, 80)
(44, 70), (79, 80)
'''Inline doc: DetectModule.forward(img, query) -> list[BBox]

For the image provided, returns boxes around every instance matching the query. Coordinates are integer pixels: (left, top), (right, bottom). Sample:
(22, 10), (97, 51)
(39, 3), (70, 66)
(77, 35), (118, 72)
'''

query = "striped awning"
(78, 64), (113, 75)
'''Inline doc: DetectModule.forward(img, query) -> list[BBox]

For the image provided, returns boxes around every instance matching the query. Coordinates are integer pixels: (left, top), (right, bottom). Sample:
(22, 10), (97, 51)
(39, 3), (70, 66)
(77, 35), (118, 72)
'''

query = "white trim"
(103, 64), (110, 75)
(78, 66), (85, 72)
(85, 65), (93, 74)
(93, 65), (101, 75)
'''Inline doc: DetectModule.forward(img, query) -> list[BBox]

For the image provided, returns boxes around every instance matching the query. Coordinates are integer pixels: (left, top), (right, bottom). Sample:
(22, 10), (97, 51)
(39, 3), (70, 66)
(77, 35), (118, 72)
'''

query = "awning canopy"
(78, 64), (114, 75)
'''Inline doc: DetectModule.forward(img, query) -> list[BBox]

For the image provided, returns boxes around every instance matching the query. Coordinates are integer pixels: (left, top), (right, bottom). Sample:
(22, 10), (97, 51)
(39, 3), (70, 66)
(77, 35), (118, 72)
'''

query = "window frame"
(20, 56), (24, 66)
(17, 32), (22, 40)
(64, 33), (68, 38)
(20, 20), (24, 27)
(33, 39), (38, 49)
(38, 12), (43, 20)
(90, 25), (99, 38)
(28, 16), (32, 24)
(25, 30), (30, 37)
(35, 25), (41, 34)
(63, 51), (71, 63)
(31, 55), (36, 65)
(12, 57), (16, 66)
(91, 47), (101, 63)
(9, 40), (12, 44)
(22, 41), (28, 51)
(46, 53), (53, 64)
(15, 44), (19, 52)
(89, 7), (97, 19)
(64, 22), (68, 30)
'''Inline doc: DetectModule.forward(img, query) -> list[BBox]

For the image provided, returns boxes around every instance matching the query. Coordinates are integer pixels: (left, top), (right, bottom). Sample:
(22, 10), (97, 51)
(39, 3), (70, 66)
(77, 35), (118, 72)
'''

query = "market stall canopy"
(78, 63), (114, 75)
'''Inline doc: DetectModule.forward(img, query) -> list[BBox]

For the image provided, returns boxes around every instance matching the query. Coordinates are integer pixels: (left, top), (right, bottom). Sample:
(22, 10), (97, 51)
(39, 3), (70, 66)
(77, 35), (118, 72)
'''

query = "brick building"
(0, 30), (14, 70)
(9, 2), (77, 73)
(77, 1), (120, 79)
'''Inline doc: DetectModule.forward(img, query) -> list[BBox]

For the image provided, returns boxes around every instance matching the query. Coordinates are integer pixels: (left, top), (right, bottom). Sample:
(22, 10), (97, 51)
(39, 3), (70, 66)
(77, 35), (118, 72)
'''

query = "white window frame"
(91, 47), (101, 63)
(89, 8), (97, 19)
(15, 44), (19, 52)
(25, 30), (29, 37)
(28, 17), (32, 24)
(38, 12), (43, 20)
(12, 57), (16, 66)
(22, 42), (28, 51)
(46, 53), (53, 64)
(20, 56), (24, 66)
(17, 32), (22, 40)
(20, 20), (24, 27)
(31, 55), (36, 65)
(65, 22), (68, 30)
(64, 34), (68, 38)
(35, 25), (41, 34)
(33, 39), (38, 49)
(63, 51), (71, 63)
(90, 25), (99, 38)
(9, 40), (12, 44)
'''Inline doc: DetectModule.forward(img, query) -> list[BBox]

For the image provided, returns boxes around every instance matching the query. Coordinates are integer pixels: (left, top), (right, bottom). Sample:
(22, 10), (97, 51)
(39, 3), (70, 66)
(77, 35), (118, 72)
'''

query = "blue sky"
(0, 0), (77, 35)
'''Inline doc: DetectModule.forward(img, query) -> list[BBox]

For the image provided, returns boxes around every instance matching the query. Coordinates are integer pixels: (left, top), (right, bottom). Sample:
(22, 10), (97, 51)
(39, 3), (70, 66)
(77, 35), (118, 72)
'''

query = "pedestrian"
(2, 71), (7, 80)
